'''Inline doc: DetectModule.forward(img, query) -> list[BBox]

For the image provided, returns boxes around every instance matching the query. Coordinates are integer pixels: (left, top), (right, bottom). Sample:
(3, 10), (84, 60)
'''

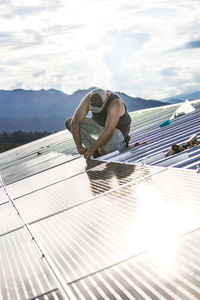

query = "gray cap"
(89, 88), (107, 113)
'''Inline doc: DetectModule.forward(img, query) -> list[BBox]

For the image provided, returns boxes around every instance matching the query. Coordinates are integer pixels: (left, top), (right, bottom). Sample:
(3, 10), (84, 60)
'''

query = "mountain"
(162, 91), (200, 104)
(0, 88), (167, 133)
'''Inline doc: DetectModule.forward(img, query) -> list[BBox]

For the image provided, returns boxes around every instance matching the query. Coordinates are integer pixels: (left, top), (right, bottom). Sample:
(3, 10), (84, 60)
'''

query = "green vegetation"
(0, 131), (52, 153)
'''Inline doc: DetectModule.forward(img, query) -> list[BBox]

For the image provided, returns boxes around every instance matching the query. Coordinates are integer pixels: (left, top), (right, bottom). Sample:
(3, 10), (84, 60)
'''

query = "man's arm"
(84, 99), (122, 159)
(71, 93), (90, 154)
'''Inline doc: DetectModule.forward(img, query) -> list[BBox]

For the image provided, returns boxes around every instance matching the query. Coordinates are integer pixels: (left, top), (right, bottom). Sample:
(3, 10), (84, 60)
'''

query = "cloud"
(104, 29), (150, 65)
(15, 30), (43, 48)
(0, 0), (200, 99)
(119, 4), (140, 11)
(0, 1), (64, 18)
(0, 30), (43, 49)
(142, 6), (177, 16)
(32, 70), (46, 78)
(43, 24), (84, 38)
(10, 82), (24, 90)
(1, 59), (20, 66)
(160, 67), (179, 77)
(0, 5), (43, 19)
(0, 0), (10, 3)
(11, 5), (44, 16)
(0, 31), (15, 46)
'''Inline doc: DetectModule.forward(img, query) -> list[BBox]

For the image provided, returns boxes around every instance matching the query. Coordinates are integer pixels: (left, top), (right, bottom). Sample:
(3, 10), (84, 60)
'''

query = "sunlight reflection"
(124, 183), (193, 271)
(134, 184), (175, 243)
(147, 242), (178, 273)
(110, 172), (120, 189)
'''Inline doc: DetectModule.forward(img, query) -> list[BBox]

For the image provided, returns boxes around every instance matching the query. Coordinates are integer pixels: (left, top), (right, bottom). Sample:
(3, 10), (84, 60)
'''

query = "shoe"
(124, 135), (131, 147)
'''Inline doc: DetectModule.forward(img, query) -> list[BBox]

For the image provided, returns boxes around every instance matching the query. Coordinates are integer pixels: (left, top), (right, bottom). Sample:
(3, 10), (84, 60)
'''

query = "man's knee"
(65, 117), (72, 131)
(99, 139), (126, 155)
(98, 147), (107, 156)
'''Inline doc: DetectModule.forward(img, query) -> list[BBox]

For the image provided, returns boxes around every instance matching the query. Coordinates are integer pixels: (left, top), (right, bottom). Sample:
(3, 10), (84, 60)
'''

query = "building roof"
(0, 100), (200, 299)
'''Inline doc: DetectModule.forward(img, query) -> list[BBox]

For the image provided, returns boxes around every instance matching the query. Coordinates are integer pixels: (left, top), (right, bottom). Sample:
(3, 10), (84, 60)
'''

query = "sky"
(0, 0), (200, 99)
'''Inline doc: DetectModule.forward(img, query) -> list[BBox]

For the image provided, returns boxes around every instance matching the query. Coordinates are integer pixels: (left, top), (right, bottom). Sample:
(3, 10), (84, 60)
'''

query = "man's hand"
(77, 146), (88, 155)
(84, 148), (95, 159)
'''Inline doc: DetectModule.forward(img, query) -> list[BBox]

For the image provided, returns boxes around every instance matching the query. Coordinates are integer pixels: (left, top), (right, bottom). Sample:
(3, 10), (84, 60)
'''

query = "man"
(65, 88), (131, 159)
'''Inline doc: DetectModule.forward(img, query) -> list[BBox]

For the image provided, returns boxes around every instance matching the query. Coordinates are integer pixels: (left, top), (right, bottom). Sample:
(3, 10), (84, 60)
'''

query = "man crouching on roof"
(65, 88), (131, 159)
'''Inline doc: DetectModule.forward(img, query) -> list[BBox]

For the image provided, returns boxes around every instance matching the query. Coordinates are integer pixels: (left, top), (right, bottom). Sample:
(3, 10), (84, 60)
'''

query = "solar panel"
(0, 203), (24, 236)
(0, 151), (59, 174)
(13, 164), (161, 224)
(0, 187), (8, 205)
(0, 130), (75, 169)
(68, 228), (200, 299)
(27, 167), (199, 285)
(0, 228), (62, 299)
(1, 100), (200, 300)
(1, 153), (79, 185)
(5, 157), (102, 200)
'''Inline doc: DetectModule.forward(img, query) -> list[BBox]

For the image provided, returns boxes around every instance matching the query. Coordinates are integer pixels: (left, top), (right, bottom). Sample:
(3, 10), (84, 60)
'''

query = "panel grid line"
(25, 165), (166, 226)
(0, 176), (76, 300)
(66, 226), (200, 286)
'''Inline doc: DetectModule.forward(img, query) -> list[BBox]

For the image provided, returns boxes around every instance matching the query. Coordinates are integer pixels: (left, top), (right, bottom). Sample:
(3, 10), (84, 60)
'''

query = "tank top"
(92, 92), (131, 138)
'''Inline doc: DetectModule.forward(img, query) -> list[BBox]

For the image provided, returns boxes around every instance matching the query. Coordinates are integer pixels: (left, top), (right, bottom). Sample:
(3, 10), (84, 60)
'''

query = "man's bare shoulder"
(109, 95), (124, 107)
(82, 91), (91, 103)
(107, 94), (125, 116)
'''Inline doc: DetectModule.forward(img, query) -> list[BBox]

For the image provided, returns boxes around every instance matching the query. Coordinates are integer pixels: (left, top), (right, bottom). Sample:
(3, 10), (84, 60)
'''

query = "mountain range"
(0, 88), (199, 133)
(162, 91), (200, 104)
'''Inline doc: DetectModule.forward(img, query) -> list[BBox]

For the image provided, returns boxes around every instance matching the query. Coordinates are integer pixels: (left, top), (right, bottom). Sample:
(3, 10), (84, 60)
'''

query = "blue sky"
(0, 0), (199, 99)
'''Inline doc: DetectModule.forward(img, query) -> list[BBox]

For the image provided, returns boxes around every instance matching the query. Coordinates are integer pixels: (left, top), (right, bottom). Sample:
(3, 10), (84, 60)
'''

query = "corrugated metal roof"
(100, 100), (200, 171)
(0, 100), (200, 299)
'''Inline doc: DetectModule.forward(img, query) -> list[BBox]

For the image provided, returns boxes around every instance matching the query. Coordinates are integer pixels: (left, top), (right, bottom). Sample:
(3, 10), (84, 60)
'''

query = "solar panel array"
(0, 101), (200, 299)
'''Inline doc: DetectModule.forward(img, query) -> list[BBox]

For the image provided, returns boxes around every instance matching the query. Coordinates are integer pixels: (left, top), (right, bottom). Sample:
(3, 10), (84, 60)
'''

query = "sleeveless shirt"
(92, 93), (131, 138)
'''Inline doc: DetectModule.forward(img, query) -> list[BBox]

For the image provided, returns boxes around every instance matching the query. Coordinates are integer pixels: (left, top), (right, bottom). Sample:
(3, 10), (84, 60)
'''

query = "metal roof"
(0, 100), (200, 299)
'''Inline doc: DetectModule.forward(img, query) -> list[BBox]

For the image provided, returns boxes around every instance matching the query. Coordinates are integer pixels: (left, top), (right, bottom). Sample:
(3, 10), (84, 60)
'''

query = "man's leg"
(80, 119), (126, 154)
(65, 117), (102, 149)
(65, 117), (126, 155)
(98, 127), (126, 155)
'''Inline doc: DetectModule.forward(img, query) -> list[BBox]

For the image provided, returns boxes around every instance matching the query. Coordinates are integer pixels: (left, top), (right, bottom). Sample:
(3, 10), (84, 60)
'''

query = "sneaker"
(124, 135), (131, 148)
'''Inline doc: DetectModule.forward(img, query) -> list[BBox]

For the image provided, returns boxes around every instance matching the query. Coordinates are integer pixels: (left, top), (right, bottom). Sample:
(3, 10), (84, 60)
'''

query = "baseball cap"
(89, 88), (107, 113)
